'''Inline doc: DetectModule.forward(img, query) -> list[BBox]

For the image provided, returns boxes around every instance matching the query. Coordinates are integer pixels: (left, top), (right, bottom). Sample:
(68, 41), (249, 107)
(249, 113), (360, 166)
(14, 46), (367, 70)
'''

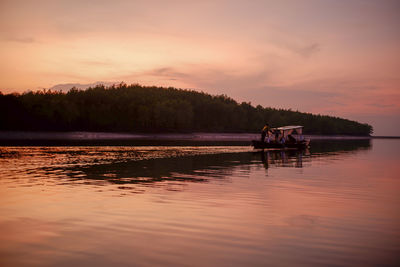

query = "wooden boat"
(252, 125), (310, 149)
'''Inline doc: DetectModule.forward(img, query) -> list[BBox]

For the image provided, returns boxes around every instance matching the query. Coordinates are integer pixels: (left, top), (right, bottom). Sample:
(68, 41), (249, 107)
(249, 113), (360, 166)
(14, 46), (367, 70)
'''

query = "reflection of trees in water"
(65, 152), (255, 186)
(310, 139), (371, 154)
(59, 139), (371, 191)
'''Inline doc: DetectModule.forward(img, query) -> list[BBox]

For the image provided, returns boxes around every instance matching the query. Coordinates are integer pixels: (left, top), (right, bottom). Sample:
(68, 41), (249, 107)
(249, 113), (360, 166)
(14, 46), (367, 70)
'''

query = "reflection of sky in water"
(0, 139), (399, 266)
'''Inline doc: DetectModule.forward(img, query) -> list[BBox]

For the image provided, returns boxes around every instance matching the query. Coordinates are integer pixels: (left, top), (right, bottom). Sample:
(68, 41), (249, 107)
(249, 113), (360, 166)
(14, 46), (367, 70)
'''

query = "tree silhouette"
(0, 83), (373, 135)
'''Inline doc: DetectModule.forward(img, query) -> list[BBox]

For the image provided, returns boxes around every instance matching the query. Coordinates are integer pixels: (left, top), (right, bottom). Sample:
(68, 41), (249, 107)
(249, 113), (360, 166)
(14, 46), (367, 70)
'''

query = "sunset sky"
(1, 0), (399, 135)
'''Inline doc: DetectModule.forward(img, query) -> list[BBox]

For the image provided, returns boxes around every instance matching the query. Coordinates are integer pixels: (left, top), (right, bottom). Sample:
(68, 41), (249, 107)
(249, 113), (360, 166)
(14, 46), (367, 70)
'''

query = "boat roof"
(274, 125), (304, 131)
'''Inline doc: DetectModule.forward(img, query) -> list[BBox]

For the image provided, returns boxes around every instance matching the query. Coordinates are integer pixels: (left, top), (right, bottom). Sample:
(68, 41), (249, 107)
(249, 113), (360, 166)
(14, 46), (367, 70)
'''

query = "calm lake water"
(0, 139), (399, 266)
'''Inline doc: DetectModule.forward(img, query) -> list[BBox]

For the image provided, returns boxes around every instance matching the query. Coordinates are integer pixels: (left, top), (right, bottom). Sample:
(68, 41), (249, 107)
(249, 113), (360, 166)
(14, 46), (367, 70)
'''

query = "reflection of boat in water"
(259, 139), (372, 170)
(260, 149), (310, 169)
(252, 125), (310, 150)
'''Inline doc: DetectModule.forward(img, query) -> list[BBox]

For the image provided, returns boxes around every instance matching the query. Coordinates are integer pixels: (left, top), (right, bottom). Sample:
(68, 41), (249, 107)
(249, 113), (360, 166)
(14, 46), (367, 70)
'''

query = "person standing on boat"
(261, 123), (271, 143)
(274, 129), (280, 143)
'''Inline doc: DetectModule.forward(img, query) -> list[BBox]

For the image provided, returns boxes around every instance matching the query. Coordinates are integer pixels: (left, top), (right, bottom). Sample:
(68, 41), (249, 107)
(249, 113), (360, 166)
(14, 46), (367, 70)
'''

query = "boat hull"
(251, 140), (310, 150)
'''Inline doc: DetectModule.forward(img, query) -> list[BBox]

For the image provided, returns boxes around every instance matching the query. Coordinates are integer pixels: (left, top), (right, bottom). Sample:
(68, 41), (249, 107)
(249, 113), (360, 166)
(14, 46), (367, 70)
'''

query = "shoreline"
(0, 131), (387, 141)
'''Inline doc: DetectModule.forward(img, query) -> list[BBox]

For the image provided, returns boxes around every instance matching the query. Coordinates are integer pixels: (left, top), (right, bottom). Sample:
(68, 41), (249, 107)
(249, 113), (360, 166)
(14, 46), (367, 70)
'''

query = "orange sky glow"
(0, 0), (399, 135)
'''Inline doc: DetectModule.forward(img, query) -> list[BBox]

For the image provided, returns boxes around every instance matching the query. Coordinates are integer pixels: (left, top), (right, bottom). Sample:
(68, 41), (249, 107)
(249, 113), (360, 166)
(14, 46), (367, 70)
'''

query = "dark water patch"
(310, 139), (371, 154)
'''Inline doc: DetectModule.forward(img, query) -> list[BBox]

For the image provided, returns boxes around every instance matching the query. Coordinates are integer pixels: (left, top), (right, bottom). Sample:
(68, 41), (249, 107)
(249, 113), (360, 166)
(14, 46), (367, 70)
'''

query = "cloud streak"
(2, 36), (36, 43)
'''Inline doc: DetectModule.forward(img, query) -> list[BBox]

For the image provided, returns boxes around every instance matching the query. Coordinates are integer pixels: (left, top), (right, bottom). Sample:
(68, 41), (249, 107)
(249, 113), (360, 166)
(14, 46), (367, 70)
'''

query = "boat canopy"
(273, 125), (304, 137)
(274, 125), (303, 131)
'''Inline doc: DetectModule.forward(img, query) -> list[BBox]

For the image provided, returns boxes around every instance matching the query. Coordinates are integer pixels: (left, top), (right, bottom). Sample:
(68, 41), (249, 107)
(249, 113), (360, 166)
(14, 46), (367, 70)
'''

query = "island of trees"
(0, 83), (373, 135)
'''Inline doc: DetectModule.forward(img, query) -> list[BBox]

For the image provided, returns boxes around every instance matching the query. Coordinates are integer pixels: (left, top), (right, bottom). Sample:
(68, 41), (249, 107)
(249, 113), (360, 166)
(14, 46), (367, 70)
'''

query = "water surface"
(0, 139), (399, 266)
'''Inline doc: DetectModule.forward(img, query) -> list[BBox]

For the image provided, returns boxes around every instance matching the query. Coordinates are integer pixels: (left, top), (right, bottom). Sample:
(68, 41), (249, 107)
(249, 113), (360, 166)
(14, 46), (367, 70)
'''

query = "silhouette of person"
(261, 123), (270, 142)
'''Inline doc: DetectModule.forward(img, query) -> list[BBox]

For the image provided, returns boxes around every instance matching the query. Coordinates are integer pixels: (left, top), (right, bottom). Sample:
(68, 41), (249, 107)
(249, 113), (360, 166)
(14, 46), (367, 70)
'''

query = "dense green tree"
(0, 84), (373, 135)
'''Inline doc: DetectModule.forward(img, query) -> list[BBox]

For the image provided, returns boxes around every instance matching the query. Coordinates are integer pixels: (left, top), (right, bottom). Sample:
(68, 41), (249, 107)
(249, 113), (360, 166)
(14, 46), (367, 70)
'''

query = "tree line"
(0, 83), (373, 135)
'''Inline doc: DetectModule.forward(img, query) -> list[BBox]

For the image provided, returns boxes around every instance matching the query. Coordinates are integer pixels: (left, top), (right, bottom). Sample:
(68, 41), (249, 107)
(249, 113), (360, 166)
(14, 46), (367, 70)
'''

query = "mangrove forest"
(0, 83), (373, 135)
